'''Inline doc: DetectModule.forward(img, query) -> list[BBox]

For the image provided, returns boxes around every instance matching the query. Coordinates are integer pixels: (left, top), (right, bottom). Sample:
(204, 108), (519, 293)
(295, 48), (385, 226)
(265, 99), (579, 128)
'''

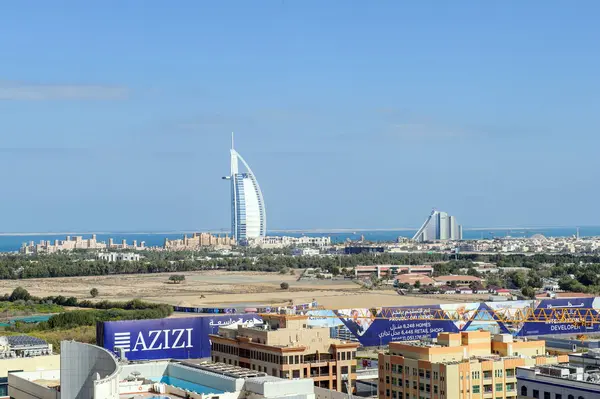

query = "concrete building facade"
(378, 331), (568, 399)
(210, 315), (359, 393)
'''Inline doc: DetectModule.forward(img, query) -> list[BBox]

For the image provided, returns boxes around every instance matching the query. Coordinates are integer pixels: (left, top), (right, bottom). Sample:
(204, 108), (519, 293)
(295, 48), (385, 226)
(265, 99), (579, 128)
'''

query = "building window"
(399, 365), (403, 374)
(433, 385), (437, 394)
(544, 393), (550, 399)
(521, 387), (527, 397)
(533, 390), (539, 399)
(567, 396), (574, 399)
(393, 391), (397, 399)
(386, 389), (390, 397)
(556, 394), (562, 399)
(386, 376), (390, 384)
(293, 370), (300, 378)
(472, 371), (480, 380)
(392, 365), (397, 373)
(433, 371), (438, 380)
(578, 397), (584, 399)
(495, 384), (502, 392)
(495, 370), (503, 378)
(473, 385), (480, 394)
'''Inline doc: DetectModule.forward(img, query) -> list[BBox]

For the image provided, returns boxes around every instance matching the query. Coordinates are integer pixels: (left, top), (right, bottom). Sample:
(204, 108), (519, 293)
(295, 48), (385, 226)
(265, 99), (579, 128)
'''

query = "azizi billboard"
(97, 314), (261, 361)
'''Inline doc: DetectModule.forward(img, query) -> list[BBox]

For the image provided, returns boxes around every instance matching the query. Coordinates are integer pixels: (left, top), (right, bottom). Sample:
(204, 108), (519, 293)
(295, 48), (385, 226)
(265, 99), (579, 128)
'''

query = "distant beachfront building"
(222, 134), (267, 243)
(97, 252), (140, 262)
(247, 236), (331, 249)
(163, 232), (235, 250)
(413, 209), (463, 242)
(20, 235), (146, 255)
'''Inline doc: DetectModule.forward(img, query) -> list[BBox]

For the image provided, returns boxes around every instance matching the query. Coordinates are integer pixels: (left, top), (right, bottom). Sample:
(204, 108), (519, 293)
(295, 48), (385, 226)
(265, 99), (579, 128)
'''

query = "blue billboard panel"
(98, 314), (260, 361)
(334, 306), (458, 346)
(517, 297), (600, 337)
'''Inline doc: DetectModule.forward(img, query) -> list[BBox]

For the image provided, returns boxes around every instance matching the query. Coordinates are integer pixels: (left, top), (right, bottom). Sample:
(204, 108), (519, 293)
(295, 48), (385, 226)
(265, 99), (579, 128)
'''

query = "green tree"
(414, 280), (421, 289)
(169, 275), (185, 284)
(521, 286), (536, 299)
(90, 288), (99, 298)
(527, 270), (544, 288)
(508, 271), (528, 289)
(469, 281), (484, 291)
(9, 287), (31, 302)
(280, 282), (289, 290)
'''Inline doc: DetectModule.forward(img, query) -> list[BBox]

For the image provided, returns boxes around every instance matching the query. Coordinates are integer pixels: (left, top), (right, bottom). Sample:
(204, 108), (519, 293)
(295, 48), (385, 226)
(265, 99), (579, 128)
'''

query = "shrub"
(169, 275), (186, 284)
(280, 282), (289, 290)
(9, 287), (31, 302)
(90, 288), (99, 298)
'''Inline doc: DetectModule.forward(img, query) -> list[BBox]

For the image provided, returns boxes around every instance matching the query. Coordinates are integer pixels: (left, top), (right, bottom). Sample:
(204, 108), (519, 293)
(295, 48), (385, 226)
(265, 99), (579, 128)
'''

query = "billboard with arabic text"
(312, 298), (600, 347)
(97, 314), (261, 361)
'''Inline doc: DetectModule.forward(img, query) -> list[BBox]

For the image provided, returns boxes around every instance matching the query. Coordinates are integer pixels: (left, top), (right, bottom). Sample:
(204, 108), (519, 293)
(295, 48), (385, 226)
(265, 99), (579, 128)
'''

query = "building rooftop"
(181, 360), (269, 379)
(519, 363), (600, 385)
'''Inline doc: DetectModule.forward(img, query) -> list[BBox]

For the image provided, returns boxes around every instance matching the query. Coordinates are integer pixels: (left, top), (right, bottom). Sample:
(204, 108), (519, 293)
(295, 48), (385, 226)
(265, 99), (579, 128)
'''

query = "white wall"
(313, 386), (348, 399)
(244, 377), (315, 398)
(120, 361), (170, 380)
(8, 371), (60, 399)
(60, 341), (119, 399)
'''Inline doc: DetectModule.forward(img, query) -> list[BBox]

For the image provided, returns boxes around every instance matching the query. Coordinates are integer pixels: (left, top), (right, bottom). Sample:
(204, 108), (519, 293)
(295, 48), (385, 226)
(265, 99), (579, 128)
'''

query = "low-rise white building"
(248, 236), (331, 249)
(97, 252), (140, 262)
(292, 248), (320, 256)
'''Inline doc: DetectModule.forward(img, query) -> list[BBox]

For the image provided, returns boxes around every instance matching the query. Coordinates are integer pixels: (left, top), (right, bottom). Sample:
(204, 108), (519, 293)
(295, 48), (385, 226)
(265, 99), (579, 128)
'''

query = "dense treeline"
(0, 251), (452, 279)
(3, 251), (600, 296)
(1, 287), (173, 333)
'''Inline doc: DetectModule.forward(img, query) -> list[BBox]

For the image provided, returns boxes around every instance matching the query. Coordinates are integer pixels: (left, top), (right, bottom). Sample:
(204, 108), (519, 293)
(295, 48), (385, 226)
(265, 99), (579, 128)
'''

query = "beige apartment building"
(378, 331), (568, 399)
(164, 232), (235, 250)
(210, 314), (359, 393)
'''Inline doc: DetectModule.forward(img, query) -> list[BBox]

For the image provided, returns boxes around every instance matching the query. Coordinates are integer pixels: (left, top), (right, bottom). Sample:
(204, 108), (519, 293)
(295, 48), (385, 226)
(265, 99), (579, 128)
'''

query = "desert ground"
(0, 270), (489, 309)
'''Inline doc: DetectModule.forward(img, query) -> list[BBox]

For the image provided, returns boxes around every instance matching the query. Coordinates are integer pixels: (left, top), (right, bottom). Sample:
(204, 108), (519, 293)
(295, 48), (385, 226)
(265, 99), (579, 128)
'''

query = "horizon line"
(0, 225), (591, 236)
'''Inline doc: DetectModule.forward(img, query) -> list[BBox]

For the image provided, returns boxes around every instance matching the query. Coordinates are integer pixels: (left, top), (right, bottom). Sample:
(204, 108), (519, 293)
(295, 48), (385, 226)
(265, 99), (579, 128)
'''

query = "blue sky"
(1, 1), (599, 232)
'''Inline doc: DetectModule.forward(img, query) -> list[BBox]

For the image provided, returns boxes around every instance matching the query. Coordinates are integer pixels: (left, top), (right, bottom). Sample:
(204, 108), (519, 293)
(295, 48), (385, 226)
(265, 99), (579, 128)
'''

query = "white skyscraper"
(413, 209), (462, 242)
(222, 134), (267, 243)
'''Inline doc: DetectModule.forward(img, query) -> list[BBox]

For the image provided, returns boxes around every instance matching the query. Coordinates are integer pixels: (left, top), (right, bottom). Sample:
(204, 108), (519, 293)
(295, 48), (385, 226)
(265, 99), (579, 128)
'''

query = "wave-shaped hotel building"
(223, 134), (267, 243)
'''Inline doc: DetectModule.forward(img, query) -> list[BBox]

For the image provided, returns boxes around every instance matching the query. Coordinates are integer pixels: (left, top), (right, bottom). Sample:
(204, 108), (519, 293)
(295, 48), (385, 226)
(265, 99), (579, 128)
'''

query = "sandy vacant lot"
(0, 271), (488, 309)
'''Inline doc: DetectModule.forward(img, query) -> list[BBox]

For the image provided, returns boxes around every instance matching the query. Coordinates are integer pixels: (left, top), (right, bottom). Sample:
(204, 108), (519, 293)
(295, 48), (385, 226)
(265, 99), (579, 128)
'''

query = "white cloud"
(0, 82), (129, 100)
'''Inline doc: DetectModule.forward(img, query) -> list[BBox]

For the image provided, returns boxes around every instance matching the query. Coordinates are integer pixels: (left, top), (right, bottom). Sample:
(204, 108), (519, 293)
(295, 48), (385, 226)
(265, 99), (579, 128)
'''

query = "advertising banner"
(97, 314), (260, 361)
(328, 298), (600, 346)
(306, 309), (344, 328)
(517, 297), (600, 336)
(334, 306), (458, 346)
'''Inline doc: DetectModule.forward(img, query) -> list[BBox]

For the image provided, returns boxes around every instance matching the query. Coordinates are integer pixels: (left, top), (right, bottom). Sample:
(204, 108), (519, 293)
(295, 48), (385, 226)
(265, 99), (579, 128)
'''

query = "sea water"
(0, 226), (598, 252)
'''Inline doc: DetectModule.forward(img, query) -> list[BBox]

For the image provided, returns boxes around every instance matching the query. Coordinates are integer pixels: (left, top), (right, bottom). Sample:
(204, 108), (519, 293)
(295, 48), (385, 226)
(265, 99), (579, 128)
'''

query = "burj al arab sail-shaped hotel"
(222, 134), (266, 243)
